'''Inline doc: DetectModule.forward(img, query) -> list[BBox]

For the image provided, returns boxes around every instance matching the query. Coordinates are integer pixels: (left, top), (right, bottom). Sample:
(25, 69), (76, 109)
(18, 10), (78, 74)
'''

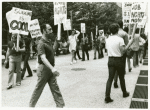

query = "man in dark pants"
(81, 34), (89, 61)
(29, 24), (65, 107)
(21, 34), (33, 79)
(113, 20), (129, 88)
(93, 36), (100, 59)
(105, 23), (131, 103)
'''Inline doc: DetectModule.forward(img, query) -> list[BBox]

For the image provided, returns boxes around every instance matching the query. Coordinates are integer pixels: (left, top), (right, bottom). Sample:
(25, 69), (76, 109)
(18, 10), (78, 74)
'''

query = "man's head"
(109, 23), (119, 35)
(41, 24), (53, 34)
(123, 27), (129, 33)
(117, 20), (123, 29)
(11, 33), (17, 42)
(40, 24), (53, 40)
(71, 30), (76, 35)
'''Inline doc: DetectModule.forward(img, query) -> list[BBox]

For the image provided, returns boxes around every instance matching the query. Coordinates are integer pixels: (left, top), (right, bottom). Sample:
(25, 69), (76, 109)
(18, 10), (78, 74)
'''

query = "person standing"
(113, 20), (129, 88)
(75, 38), (82, 60)
(93, 35), (100, 60)
(105, 23), (131, 103)
(21, 34), (33, 79)
(68, 29), (80, 65)
(29, 24), (65, 107)
(4, 33), (25, 89)
(99, 32), (105, 58)
(81, 34), (89, 61)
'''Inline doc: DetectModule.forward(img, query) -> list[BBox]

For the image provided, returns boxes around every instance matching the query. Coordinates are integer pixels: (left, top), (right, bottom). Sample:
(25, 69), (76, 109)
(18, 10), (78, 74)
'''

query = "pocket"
(37, 65), (44, 77)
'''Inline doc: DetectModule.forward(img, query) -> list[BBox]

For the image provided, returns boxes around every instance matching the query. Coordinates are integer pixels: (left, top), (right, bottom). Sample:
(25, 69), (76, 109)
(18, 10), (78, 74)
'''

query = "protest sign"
(130, 2), (147, 28)
(81, 23), (85, 33)
(54, 2), (67, 25)
(99, 30), (104, 36)
(28, 19), (42, 38)
(6, 7), (32, 35)
(63, 19), (71, 31)
(122, 2), (132, 27)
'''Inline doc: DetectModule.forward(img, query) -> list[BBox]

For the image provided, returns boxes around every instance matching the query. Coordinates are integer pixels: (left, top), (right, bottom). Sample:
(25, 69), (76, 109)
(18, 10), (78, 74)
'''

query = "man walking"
(105, 23), (131, 103)
(29, 24), (65, 107)
(113, 20), (129, 88)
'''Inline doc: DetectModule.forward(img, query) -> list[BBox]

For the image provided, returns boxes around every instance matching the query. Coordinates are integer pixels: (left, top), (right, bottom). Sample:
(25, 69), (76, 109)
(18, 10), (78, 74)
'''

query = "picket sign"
(130, 2), (147, 28)
(99, 30), (104, 36)
(122, 2), (132, 28)
(63, 19), (71, 31)
(54, 2), (67, 40)
(57, 23), (61, 40)
(28, 19), (42, 38)
(6, 7), (32, 52)
(54, 2), (67, 25)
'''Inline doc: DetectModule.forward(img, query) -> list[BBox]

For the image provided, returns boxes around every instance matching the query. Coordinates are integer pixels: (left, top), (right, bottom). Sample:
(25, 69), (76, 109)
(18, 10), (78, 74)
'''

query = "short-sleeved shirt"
(106, 35), (125, 57)
(8, 41), (23, 56)
(118, 28), (129, 45)
(37, 38), (55, 66)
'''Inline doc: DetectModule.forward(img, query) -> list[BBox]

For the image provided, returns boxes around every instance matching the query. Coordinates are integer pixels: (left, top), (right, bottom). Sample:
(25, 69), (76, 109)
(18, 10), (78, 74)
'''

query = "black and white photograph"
(1, 0), (149, 108)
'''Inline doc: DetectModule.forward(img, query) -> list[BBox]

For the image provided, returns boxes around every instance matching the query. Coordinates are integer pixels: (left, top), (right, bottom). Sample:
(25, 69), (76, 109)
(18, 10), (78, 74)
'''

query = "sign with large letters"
(54, 2), (67, 25)
(122, 2), (132, 27)
(6, 7), (32, 35)
(28, 19), (42, 38)
(130, 2), (147, 28)
(63, 19), (71, 31)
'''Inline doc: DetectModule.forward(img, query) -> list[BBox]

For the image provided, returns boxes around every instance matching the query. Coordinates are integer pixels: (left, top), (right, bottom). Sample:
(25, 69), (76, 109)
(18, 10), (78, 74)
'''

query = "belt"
(109, 56), (123, 59)
(11, 54), (21, 56)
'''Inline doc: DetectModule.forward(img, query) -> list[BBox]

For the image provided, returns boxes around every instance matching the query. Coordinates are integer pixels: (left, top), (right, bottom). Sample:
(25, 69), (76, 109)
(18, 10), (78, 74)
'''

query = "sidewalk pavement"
(2, 50), (148, 108)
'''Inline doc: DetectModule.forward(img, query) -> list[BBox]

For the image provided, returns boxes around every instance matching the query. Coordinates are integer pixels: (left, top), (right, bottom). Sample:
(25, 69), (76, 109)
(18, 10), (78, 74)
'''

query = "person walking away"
(81, 34), (89, 61)
(113, 20), (129, 88)
(21, 34), (33, 79)
(68, 29), (80, 65)
(130, 28), (143, 68)
(123, 27), (132, 72)
(93, 36), (100, 60)
(29, 24), (65, 107)
(4, 33), (25, 89)
(105, 23), (132, 103)
(138, 33), (146, 63)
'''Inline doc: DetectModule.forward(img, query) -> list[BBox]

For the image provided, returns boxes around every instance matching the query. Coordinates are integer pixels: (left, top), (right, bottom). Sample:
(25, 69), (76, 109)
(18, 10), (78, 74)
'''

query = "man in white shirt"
(105, 23), (132, 103)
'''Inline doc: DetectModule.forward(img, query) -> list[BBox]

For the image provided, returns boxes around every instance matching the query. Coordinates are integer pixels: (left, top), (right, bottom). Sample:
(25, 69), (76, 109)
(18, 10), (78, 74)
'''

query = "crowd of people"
(3, 20), (148, 107)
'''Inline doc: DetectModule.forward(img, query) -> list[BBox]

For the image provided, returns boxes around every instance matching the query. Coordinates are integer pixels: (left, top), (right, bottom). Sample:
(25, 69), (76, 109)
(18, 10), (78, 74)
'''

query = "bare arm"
(5, 48), (10, 61)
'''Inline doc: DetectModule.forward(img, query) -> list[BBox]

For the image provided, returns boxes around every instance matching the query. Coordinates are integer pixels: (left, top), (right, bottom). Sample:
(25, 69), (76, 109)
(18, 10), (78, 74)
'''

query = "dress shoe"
(129, 68), (132, 72)
(33, 70), (37, 72)
(93, 58), (96, 60)
(82, 59), (85, 61)
(123, 92), (130, 98)
(16, 83), (21, 86)
(105, 97), (113, 103)
(114, 83), (118, 88)
(26, 75), (33, 77)
(7, 85), (12, 89)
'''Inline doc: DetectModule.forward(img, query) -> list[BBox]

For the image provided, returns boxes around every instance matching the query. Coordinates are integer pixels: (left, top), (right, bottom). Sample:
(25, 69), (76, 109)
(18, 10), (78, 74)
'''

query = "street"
(2, 50), (148, 108)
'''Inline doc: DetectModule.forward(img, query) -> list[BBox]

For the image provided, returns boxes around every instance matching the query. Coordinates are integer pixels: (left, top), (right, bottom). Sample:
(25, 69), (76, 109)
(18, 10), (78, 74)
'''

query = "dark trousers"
(133, 51), (139, 67)
(105, 57), (127, 98)
(114, 53), (126, 84)
(82, 45), (89, 60)
(94, 46), (100, 58)
(29, 64), (65, 107)
(75, 46), (81, 59)
(143, 41), (148, 58)
(21, 52), (32, 79)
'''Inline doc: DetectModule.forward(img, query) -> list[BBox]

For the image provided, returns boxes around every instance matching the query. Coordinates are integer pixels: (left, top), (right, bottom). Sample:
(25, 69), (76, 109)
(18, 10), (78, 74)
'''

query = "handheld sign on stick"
(57, 23), (61, 40)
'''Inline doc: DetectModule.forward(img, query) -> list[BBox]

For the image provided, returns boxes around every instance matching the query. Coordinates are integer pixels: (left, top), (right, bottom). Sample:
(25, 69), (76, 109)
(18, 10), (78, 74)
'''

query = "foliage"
(2, 2), (122, 43)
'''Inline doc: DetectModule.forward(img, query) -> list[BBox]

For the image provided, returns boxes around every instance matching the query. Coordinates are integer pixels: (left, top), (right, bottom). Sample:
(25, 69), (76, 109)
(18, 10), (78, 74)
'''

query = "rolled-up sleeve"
(37, 43), (45, 56)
